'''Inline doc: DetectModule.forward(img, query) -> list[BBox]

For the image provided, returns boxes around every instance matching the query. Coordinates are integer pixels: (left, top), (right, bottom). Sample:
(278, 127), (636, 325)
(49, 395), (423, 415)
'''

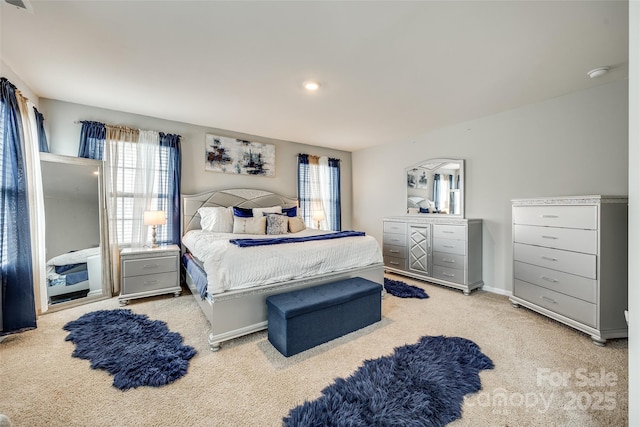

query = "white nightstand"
(119, 244), (181, 305)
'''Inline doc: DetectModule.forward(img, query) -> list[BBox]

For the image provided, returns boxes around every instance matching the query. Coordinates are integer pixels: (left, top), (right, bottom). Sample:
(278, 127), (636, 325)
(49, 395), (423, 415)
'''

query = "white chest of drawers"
(509, 196), (628, 345)
(383, 216), (483, 295)
(119, 245), (182, 305)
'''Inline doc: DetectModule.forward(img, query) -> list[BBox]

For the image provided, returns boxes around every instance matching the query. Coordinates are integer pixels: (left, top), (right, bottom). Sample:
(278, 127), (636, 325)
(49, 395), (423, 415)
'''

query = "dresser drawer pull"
(390, 238), (401, 242)
(541, 215), (559, 218)
(541, 235), (558, 240)
(389, 250), (400, 254)
(540, 296), (558, 304)
(541, 256), (557, 262)
(441, 258), (456, 263)
(442, 230), (455, 234)
(442, 272), (455, 277)
(443, 245), (455, 249)
(389, 261), (400, 266)
(540, 275), (558, 283)
(144, 280), (159, 286)
(143, 264), (159, 269)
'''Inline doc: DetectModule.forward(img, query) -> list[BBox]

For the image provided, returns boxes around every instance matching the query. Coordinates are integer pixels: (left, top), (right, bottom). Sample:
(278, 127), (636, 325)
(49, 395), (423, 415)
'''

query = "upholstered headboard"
(182, 188), (297, 234)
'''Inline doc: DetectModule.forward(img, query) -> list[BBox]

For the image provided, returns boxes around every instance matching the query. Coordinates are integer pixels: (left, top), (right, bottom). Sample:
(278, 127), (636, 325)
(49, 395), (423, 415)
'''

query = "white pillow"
(233, 216), (267, 234)
(198, 206), (233, 233)
(252, 206), (282, 217)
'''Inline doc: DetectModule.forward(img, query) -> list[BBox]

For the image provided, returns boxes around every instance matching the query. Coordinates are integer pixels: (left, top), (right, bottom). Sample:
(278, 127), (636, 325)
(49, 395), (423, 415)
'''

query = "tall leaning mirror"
(406, 158), (464, 217)
(40, 153), (108, 309)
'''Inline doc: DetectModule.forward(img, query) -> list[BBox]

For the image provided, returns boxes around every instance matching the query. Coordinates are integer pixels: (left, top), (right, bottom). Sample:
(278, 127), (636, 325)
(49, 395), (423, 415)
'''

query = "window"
(297, 154), (341, 231)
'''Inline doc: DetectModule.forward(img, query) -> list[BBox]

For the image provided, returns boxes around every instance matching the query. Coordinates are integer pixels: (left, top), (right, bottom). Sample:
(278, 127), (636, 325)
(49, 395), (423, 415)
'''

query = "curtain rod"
(74, 120), (181, 138)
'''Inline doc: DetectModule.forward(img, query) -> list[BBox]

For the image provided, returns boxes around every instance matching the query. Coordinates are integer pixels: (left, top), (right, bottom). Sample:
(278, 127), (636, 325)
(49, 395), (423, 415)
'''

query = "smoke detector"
(587, 67), (610, 79)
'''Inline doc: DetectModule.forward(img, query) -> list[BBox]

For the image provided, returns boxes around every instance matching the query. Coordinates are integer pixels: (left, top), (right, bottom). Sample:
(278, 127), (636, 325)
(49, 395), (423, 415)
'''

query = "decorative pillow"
(252, 206), (282, 217)
(288, 216), (306, 233)
(198, 206), (233, 233)
(266, 213), (289, 235)
(233, 206), (254, 218)
(233, 216), (267, 234)
(282, 206), (297, 217)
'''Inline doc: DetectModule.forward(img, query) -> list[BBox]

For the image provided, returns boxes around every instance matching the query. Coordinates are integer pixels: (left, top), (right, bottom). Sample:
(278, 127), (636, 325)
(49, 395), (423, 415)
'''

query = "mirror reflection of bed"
(40, 154), (105, 307)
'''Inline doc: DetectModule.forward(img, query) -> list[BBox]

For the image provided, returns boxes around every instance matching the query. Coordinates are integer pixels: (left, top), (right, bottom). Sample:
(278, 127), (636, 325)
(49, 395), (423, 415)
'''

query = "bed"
(181, 188), (384, 351)
(46, 247), (102, 303)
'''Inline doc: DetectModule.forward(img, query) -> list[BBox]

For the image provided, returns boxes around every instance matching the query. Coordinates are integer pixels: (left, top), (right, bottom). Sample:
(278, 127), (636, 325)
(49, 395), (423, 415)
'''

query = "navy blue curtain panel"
(0, 77), (36, 336)
(77, 120), (106, 159)
(297, 154), (311, 223)
(159, 133), (181, 245)
(327, 158), (341, 231)
(33, 107), (49, 152)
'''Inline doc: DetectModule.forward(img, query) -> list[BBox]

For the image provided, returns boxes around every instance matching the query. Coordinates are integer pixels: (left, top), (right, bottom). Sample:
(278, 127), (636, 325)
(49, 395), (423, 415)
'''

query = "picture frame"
(205, 134), (275, 177)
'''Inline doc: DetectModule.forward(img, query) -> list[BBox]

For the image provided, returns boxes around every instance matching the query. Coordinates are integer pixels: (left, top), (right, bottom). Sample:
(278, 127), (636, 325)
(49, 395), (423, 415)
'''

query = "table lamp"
(312, 210), (325, 230)
(144, 210), (166, 247)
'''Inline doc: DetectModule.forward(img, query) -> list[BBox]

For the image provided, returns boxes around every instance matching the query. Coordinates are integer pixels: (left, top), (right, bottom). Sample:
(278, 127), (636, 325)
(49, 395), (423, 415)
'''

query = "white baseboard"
(480, 284), (512, 297)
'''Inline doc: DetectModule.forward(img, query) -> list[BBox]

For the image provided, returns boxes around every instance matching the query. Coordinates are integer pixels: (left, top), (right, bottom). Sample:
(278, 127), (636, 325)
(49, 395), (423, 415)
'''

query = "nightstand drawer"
(122, 255), (177, 277)
(122, 272), (177, 294)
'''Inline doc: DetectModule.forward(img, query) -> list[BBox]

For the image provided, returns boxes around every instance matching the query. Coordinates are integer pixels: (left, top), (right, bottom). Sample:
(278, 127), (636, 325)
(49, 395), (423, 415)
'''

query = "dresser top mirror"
(406, 158), (464, 218)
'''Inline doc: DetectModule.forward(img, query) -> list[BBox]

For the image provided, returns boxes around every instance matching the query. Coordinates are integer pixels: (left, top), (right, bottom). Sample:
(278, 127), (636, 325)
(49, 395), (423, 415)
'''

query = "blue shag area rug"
(63, 309), (196, 390)
(283, 335), (494, 427)
(384, 277), (429, 299)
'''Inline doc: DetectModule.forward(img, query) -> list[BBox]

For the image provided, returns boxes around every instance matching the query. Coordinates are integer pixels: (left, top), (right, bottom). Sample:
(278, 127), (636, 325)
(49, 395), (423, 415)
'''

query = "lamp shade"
(312, 210), (325, 222)
(143, 210), (166, 226)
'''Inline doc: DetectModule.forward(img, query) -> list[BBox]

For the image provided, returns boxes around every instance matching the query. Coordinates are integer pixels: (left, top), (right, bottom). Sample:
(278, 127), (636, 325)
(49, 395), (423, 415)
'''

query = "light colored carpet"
(0, 273), (628, 426)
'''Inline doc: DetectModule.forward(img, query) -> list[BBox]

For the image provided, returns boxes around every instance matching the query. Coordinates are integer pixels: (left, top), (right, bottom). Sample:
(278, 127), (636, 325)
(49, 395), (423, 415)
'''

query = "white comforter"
(182, 229), (383, 295)
(46, 247), (101, 280)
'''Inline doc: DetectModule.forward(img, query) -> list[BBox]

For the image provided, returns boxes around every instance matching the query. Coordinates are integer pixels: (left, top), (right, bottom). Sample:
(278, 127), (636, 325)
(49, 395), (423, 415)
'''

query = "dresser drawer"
(384, 255), (405, 270)
(432, 251), (465, 269)
(383, 244), (405, 259)
(514, 261), (596, 303)
(514, 224), (597, 254)
(432, 224), (465, 240)
(383, 232), (406, 246)
(122, 255), (178, 277)
(514, 243), (596, 279)
(432, 265), (464, 284)
(122, 272), (177, 294)
(513, 205), (597, 229)
(384, 221), (407, 234)
(514, 279), (596, 327)
(433, 238), (466, 256)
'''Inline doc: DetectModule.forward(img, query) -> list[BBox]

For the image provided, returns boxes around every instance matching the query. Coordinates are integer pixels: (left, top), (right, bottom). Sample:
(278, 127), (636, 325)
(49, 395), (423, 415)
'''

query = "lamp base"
(151, 225), (158, 248)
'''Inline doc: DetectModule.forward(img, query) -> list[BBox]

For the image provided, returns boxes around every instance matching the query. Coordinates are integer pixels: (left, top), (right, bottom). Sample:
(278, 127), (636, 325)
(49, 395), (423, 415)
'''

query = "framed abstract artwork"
(205, 134), (276, 176)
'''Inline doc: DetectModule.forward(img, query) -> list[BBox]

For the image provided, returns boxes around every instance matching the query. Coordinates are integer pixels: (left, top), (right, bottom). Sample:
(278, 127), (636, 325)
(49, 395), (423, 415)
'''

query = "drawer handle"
(541, 215), (559, 218)
(442, 258), (456, 264)
(442, 231), (455, 234)
(443, 245), (455, 249)
(541, 256), (557, 262)
(389, 250), (400, 254)
(143, 264), (159, 269)
(541, 235), (558, 240)
(540, 296), (558, 304)
(389, 261), (400, 266)
(442, 272), (455, 277)
(144, 280), (159, 286)
(391, 238), (400, 242)
(540, 275), (558, 283)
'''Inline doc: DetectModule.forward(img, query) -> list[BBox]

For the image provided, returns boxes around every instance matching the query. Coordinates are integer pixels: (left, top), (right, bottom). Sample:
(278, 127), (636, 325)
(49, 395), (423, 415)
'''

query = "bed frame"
(182, 188), (384, 351)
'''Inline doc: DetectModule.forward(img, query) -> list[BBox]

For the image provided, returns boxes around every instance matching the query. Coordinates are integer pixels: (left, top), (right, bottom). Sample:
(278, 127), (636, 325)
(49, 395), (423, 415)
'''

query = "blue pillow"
(419, 207), (430, 213)
(282, 206), (297, 217)
(233, 206), (253, 217)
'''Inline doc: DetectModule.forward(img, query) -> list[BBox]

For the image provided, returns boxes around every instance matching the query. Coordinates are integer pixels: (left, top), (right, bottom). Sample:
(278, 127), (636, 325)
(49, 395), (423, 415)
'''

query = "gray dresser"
(119, 244), (181, 305)
(510, 196), (628, 345)
(383, 216), (483, 295)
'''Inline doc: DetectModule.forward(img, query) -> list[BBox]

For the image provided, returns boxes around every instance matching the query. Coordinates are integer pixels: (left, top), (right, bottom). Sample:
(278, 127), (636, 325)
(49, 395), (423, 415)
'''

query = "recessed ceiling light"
(304, 81), (320, 91)
(587, 67), (610, 78)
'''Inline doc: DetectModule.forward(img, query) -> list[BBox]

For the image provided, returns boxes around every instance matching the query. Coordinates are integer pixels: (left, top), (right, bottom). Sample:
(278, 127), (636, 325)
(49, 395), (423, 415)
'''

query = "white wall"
(353, 80), (628, 294)
(0, 60), (39, 107)
(39, 98), (354, 229)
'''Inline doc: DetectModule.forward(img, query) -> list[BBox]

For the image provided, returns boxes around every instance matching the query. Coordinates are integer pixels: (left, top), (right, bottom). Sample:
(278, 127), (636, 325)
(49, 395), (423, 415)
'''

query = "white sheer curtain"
(19, 98), (47, 314)
(130, 130), (159, 247)
(317, 156), (332, 230)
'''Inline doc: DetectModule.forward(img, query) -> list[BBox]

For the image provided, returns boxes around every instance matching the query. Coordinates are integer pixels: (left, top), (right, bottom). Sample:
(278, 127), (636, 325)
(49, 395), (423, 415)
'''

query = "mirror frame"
(405, 158), (465, 218)
(40, 152), (111, 311)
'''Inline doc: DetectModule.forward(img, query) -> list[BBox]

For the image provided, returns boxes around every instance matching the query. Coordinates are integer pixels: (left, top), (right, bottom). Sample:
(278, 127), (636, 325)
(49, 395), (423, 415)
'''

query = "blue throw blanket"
(230, 230), (365, 247)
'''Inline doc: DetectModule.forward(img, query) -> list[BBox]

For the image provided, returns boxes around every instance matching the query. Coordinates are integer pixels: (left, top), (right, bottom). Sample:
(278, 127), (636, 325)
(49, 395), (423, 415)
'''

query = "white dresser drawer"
(514, 279), (596, 327)
(384, 221), (407, 234)
(513, 205), (597, 230)
(122, 272), (178, 294)
(514, 243), (596, 279)
(122, 255), (177, 277)
(432, 224), (465, 240)
(433, 238), (466, 256)
(383, 244), (405, 259)
(384, 255), (405, 270)
(432, 265), (464, 284)
(514, 261), (596, 303)
(432, 251), (465, 269)
(514, 224), (597, 254)
(383, 232), (406, 246)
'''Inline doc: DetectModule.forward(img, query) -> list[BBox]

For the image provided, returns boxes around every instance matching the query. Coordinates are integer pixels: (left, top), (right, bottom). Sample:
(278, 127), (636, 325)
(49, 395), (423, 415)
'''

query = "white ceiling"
(0, 1), (629, 152)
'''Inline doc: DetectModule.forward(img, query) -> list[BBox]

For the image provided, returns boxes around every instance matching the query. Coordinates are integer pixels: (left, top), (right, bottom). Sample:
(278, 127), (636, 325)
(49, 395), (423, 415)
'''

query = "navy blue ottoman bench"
(266, 277), (383, 357)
